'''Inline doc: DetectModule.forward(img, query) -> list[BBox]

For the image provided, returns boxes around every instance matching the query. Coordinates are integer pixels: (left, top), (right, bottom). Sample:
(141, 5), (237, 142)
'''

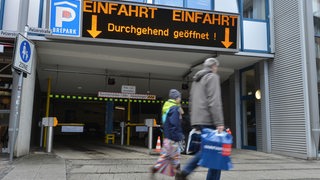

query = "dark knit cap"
(169, 89), (181, 99)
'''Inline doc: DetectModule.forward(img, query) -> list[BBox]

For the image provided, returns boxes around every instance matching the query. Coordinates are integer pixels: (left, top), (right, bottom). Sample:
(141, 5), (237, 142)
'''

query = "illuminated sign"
(82, 0), (239, 51)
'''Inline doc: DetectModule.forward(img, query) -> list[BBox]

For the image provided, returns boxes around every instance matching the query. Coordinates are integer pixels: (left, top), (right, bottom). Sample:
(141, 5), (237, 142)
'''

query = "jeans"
(182, 125), (221, 180)
(182, 151), (221, 180)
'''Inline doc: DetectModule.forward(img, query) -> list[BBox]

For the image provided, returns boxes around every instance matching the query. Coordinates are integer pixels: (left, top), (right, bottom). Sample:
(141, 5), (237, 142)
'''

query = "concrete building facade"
(0, 0), (319, 160)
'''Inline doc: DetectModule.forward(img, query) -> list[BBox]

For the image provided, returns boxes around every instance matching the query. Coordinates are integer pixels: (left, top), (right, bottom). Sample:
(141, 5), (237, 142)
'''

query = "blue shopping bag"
(198, 128), (233, 170)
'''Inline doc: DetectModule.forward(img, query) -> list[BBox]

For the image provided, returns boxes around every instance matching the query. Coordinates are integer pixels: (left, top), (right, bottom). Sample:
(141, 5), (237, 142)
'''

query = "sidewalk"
(1, 145), (320, 180)
(1, 152), (66, 180)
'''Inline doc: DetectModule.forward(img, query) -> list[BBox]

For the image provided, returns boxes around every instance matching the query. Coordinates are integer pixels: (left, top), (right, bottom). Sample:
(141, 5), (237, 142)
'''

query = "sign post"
(9, 31), (34, 162)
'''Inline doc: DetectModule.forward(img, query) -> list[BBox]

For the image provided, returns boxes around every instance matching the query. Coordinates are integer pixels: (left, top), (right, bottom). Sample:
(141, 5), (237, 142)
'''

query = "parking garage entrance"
(47, 93), (191, 149)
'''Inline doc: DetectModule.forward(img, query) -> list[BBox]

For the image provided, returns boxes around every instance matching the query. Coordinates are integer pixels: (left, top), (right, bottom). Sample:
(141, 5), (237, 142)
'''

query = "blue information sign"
(50, 0), (81, 37)
(13, 34), (35, 74)
(19, 41), (31, 63)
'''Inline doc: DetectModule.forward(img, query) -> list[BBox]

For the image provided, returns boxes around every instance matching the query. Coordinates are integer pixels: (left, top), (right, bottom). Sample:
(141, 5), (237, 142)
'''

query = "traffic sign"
(13, 34), (35, 74)
(82, 1), (239, 52)
(50, 0), (81, 37)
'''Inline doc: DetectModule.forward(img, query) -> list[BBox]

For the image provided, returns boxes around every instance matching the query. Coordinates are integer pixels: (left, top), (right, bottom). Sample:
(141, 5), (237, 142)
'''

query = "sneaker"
(175, 170), (187, 180)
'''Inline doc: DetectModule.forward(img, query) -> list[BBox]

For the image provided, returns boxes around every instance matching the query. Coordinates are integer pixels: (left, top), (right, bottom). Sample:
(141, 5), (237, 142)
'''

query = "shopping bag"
(198, 128), (233, 170)
(186, 128), (201, 154)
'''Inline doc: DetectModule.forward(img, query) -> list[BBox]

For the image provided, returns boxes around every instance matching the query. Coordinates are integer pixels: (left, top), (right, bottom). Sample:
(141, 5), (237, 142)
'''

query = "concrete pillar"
(7, 0), (35, 157)
(15, 53), (37, 157)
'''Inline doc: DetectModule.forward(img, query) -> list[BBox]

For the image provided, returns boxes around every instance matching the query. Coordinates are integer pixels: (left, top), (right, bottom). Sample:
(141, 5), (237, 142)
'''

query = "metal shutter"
(270, 0), (307, 157)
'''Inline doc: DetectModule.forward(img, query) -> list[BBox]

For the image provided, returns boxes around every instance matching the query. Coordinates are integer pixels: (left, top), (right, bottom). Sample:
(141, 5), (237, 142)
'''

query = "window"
(313, 0), (320, 36)
(120, 0), (145, 3)
(154, 0), (183, 7)
(215, 0), (239, 13)
(186, 0), (211, 10)
(243, 0), (266, 20)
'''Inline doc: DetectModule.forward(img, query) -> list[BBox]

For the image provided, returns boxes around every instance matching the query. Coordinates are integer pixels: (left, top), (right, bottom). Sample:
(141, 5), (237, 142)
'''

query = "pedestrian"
(176, 57), (225, 180)
(151, 89), (185, 177)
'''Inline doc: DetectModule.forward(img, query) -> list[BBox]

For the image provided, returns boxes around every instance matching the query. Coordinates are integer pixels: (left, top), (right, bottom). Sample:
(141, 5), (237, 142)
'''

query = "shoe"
(150, 167), (157, 174)
(150, 166), (157, 179)
(175, 170), (187, 180)
(150, 167), (156, 180)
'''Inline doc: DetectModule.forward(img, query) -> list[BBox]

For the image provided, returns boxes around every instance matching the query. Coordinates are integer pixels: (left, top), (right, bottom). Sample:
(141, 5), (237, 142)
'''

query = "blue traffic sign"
(13, 34), (34, 74)
(19, 41), (31, 63)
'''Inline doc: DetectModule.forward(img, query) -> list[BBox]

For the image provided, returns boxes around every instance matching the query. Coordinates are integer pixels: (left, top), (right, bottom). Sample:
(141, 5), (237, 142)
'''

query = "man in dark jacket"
(176, 58), (225, 180)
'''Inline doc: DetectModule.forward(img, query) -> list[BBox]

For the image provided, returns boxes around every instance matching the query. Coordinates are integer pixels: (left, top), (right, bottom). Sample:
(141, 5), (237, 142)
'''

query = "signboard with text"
(50, 0), (81, 37)
(82, 1), (239, 52)
(121, 85), (136, 94)
(98, 91), (156, 100)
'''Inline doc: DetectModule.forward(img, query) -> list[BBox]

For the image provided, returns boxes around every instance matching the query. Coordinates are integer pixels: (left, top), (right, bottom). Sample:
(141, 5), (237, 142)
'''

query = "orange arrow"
(221, 28), (233, 48)
(87, 15), (101, 38)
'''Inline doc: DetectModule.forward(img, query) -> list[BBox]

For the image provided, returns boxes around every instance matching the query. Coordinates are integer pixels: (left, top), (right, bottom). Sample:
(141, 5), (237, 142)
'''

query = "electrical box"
(145, 119), (154, 127)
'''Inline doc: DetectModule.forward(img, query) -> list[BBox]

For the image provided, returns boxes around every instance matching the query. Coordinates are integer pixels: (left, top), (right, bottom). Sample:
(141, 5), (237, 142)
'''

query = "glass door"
(240, 67), (257, 150)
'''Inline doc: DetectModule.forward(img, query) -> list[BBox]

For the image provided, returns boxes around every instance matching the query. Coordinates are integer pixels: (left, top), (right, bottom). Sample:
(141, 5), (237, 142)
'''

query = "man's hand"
(216, 125), (224, 133)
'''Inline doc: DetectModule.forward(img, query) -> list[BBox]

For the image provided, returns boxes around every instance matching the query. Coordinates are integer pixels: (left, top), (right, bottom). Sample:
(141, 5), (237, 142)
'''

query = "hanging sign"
(82, 0), (239, 52)
(121, 85), (136, 94)
(98, 91), (156, 100)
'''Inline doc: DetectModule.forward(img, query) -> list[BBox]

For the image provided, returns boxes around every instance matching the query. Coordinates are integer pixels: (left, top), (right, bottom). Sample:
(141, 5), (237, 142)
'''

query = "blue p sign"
(50, 0), (81, 37)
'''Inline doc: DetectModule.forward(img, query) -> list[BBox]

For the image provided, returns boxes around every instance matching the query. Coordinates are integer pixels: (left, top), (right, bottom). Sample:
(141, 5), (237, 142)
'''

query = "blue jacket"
(163, 104), (184, 142)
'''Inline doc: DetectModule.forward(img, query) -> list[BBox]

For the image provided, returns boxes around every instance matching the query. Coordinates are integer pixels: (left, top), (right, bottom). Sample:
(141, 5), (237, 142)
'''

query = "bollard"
(148, 126), (153, 152)
(145, 119), (155, 154)
(46, 126), (53, 153)
(120, 122), (125, 146)
(42, 117), (58, 153)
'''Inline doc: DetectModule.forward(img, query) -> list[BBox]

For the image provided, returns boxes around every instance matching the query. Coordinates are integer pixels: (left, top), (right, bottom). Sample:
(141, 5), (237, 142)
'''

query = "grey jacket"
(189, 68), (224, 127)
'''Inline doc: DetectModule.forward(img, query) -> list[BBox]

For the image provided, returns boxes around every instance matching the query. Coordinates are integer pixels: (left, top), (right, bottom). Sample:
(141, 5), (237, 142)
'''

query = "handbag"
(186, 128), (201, 154)
(198, 128), (233, 170)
